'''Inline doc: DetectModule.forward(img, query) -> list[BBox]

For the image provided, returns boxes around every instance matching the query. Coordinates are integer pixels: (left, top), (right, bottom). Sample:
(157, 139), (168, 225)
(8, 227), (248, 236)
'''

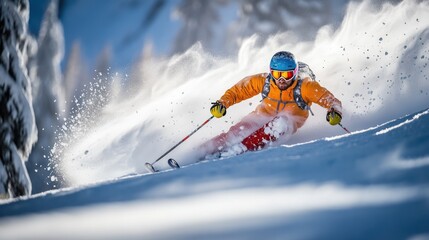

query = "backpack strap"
(293, 79), (314, 116)
(261, 74), (271, 100)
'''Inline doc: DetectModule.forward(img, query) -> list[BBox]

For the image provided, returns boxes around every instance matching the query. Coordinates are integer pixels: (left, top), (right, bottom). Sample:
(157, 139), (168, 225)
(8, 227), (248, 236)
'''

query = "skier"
(202, 51), (343, 157)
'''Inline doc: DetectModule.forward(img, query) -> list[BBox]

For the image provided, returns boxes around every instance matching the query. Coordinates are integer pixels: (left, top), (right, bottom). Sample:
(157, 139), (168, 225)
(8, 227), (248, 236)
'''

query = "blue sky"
(29, 0), (242, 71)
(30, 0), (182, 70)
(61, 0), (182, 70)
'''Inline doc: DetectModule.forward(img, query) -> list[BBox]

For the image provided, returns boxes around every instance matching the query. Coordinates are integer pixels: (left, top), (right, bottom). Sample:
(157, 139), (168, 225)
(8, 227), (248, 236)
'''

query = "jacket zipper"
(276, 91), (283, 113)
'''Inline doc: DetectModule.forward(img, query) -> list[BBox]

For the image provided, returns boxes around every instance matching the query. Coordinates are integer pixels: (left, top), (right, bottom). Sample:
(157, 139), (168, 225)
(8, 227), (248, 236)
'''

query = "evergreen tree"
(28, 0), (65, 193)
(63, 41), (89, 116)
(223, 0), (341, 53)
(172, 0), (225, 54)
(0, 0), (37, 198)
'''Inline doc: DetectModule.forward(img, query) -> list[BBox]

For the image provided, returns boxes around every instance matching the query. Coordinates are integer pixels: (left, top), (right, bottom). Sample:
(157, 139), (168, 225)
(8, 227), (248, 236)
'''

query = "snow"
(0, 0), (37, 197)
(375, 109), (429, 135)
(0, 185), (424, 238)
(382, 149), (429, 170)
(1, 0), (428, 238)
(0, 108), (429, 239)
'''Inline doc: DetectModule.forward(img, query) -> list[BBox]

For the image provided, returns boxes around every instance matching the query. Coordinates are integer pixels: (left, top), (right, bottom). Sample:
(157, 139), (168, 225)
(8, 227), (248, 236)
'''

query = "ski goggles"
(271, 68), (297, 80)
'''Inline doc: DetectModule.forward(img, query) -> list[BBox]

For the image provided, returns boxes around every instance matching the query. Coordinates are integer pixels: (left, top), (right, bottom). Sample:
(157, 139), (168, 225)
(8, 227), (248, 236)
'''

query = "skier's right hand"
(326, 108), (342, 125)
(210, 101), (226, 118)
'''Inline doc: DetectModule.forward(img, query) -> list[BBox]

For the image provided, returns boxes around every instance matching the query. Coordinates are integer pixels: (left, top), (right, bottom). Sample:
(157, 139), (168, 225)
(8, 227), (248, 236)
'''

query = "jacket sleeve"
(218, 74), (266, 108)
(302, 78), (343, 114)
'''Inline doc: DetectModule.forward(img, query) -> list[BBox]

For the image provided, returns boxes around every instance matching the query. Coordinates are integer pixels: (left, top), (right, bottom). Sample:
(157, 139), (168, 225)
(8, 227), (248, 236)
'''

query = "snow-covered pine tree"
(80, 45), (112, 119)
(128, 43), (154, 98)
(0, 0), (37, 198)
(28, 0), (65, 193)
(62, 40), (107, 132)
(171, 0), (347, 56)
(95, 45), (111, 78)
(222, 0), (339, 53)
(172, 0), (225, 54)
(63, 41), (89, 116)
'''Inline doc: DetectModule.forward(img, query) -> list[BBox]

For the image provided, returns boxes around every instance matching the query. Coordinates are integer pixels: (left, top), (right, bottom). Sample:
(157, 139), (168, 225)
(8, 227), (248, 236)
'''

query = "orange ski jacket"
(218, 73), (342, 129)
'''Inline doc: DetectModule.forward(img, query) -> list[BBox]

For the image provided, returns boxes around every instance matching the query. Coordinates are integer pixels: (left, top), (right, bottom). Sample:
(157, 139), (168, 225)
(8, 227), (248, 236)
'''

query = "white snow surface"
(0, 1), (428, 238)
(0, 107), (428, 239)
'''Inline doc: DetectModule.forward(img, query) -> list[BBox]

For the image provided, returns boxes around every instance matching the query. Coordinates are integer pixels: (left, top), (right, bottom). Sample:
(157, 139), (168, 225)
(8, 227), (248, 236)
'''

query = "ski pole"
(338, 123), (351, 134)
(145, 116), (214, 169)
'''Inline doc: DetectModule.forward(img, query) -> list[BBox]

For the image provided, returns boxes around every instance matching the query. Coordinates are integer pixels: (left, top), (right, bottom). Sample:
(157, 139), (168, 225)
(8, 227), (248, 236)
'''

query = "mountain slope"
(0, 108), (428, 239)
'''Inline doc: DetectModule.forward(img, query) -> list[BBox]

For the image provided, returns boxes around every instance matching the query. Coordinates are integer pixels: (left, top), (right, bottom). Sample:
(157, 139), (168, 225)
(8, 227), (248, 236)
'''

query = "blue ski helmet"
(270, 51), (298, 79)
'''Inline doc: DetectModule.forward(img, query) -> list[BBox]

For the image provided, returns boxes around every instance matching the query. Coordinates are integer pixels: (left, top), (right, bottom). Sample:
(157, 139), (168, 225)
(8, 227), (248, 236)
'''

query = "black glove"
(210, 101), (226, 118)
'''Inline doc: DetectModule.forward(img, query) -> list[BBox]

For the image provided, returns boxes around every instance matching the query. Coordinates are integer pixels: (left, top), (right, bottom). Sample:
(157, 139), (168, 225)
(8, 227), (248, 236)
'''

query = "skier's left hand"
(326, 108), (342, 125)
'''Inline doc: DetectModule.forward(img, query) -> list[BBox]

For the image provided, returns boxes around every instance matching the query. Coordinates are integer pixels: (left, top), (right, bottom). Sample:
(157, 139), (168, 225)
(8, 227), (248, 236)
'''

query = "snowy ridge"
(376, 109), (429, 135)
(284, 109), (429, 147)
